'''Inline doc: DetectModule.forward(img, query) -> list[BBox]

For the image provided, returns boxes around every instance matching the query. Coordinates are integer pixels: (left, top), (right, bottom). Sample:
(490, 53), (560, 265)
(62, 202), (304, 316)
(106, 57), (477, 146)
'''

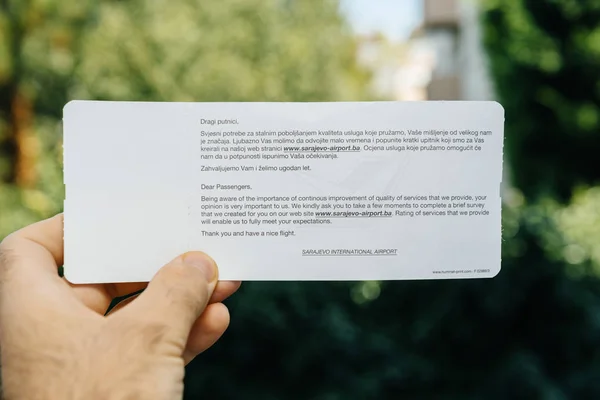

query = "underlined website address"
(283, 145), (360, 152)
(315, 211), (393, 218)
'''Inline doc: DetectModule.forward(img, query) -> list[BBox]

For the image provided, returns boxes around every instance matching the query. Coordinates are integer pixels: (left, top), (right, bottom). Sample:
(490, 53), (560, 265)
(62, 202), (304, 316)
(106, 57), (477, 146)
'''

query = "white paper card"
(63, 100), (504, 283)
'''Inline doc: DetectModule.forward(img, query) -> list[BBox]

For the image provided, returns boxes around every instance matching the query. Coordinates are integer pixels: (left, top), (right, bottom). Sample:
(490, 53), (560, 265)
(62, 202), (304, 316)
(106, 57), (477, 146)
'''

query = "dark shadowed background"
(2, 0), (600, 398)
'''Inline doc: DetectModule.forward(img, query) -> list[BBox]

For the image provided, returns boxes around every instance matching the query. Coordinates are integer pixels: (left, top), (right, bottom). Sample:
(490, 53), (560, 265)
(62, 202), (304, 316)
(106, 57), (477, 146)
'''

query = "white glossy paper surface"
(63, 100), (504, 283)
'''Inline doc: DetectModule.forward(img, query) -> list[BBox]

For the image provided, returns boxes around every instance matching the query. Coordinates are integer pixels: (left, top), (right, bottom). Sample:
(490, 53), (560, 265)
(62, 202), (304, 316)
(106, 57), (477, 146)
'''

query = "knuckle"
(168, 285), (205, 316)
(0, 234), (15, 261)
(158, 263), (209, 313)
(0, 235), (19, 279)
(107, 317), (171, 353)
(137, 321), (171, 350)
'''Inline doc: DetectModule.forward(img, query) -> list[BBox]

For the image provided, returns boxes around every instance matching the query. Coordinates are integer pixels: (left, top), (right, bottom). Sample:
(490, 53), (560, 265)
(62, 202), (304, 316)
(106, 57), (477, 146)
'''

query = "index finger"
(0, 214), (65, 282)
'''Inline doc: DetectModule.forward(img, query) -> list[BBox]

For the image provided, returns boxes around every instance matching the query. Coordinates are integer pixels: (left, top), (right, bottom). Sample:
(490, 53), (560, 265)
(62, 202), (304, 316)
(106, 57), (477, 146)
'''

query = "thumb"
(121, 252), (218, 344)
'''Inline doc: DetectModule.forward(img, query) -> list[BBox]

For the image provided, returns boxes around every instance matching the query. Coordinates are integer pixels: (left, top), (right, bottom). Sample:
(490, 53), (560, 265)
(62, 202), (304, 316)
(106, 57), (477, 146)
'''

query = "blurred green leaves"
(0, 0), (369, 239)
(72, 0), (368, 102)
(552, 186), (600, 270)
(483, 0), (600, 202)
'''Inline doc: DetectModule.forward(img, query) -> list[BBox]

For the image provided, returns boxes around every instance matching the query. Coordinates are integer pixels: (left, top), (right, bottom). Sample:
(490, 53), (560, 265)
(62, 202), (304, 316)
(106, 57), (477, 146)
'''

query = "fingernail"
(182, 252), (217, 282)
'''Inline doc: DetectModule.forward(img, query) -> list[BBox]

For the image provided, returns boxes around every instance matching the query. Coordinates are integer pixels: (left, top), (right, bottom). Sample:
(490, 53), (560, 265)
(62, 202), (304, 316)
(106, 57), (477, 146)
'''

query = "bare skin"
(0, 214), (241, 399)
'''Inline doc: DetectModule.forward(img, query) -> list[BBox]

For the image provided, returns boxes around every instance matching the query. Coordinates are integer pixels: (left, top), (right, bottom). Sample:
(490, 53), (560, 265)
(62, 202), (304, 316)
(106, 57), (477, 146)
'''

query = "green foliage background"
(1, 0), (600, 398)
(483, 0), (600, 202)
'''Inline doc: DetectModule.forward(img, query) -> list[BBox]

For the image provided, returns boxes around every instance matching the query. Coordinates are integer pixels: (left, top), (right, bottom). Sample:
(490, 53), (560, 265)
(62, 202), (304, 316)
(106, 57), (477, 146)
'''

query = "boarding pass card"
(63, 100), (504, 283)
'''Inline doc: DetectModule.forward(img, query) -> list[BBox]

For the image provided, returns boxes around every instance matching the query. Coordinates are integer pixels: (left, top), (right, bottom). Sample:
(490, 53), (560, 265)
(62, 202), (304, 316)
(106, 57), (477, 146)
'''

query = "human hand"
(0, 214), (240, 399)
